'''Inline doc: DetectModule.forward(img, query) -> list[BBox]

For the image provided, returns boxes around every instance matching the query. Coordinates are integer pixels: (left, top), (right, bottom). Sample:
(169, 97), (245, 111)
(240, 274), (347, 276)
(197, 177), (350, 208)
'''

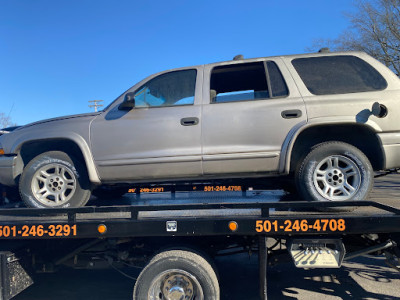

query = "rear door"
(201, 59), (306, 175)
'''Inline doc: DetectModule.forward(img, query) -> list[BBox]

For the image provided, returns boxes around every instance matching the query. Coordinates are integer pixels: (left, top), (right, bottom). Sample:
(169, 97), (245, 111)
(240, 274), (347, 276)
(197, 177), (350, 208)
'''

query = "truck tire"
(133, 250), (219, 300)
(296, 142), (373, 208)
(19, 151), (91, 208)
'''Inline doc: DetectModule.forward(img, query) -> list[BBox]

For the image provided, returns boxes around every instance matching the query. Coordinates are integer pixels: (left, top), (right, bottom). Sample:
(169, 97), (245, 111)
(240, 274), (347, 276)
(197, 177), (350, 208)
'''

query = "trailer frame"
(0, 199), (399, 300)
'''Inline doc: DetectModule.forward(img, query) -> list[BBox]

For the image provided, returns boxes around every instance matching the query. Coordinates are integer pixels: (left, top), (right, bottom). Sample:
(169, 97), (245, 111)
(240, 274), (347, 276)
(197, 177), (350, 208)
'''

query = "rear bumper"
(378, 132), (400, 169)
(0, 156), (18, 186)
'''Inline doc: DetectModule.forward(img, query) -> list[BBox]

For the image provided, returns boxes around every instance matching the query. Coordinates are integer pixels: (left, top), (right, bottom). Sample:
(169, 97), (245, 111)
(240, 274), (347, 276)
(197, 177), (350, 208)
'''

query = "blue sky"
(0, 0), (355, 125)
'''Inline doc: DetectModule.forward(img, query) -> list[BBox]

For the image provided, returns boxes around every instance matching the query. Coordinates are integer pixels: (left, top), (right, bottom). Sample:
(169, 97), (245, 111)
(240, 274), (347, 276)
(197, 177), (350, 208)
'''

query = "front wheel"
(19, 151), (91, 208)
(296, 142), (373, 205)
(133, 250), (219, 300)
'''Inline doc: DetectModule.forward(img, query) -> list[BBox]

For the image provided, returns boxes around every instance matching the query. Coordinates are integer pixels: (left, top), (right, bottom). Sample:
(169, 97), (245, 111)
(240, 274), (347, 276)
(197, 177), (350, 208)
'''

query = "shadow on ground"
(14, 254), (400, 300)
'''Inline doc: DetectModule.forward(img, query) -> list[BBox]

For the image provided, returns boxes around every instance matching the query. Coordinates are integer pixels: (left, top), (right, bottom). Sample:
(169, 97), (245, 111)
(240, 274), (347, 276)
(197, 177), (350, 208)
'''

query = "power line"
(88, 100), (104, 112)
(7, 102), (14, 119)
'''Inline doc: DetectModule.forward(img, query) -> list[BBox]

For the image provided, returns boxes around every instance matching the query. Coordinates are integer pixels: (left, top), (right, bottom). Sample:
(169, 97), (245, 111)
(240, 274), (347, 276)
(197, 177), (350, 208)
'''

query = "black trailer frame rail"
(0, 200), (399, 239)
(0, 200), (399, 300)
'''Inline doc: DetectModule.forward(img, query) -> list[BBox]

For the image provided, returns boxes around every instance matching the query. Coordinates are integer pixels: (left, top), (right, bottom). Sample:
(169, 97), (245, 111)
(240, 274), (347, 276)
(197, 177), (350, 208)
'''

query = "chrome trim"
(96, 155), (202, 167)
(203, 152), (279, 161)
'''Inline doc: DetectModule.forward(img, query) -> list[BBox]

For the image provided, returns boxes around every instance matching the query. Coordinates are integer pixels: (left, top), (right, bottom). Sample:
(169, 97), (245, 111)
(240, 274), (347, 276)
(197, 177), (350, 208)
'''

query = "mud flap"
(0, 252), (33, 300)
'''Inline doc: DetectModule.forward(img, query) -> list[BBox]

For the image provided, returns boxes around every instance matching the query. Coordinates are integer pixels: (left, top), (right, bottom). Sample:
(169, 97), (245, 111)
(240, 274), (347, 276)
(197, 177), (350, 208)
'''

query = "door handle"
(180, 117), (199, 126)
(281, 110), (302, 119)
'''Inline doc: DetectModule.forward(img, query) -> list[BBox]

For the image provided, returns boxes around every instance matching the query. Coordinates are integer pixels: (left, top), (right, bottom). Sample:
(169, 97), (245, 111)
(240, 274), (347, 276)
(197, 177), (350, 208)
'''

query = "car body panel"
(0, 51), (399, 190)
(279, 52), (400, 171)
(0, 113), (101, 184)
(201, 58), (307, 175)
(90, 66), (204, 182)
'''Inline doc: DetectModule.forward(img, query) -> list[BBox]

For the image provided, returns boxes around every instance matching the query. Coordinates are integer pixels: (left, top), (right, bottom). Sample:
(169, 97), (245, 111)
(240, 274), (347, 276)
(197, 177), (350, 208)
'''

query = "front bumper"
(0, 156), (18, 186)
(378, 132), (400, 170)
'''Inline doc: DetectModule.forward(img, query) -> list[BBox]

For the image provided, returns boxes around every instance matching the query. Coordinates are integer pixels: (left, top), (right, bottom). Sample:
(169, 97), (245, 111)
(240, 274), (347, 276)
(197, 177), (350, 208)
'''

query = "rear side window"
(292, 56), (387, 95)
(211, 62), (269, 103)
(267, 61), (289, 97)
(210, 61), (288, 103)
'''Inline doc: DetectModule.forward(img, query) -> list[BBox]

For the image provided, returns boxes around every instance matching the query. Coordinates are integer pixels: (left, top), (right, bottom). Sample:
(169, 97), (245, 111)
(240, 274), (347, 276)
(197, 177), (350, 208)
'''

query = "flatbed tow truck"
(0, 185), (399, 300)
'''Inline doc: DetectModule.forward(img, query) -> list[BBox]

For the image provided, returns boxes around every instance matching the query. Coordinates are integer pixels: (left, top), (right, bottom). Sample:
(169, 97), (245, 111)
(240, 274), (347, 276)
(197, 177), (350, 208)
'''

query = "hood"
(16, 112), (102, 130)
(0, 126), (21, 136)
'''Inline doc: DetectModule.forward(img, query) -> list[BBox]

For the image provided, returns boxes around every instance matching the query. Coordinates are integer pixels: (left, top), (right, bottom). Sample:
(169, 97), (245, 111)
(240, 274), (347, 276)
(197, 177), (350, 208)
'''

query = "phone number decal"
(255, 219), (346, 233)
(128, 187), (165, 193)
(0, 224), (77, 238)
(204, 185), (242, 192)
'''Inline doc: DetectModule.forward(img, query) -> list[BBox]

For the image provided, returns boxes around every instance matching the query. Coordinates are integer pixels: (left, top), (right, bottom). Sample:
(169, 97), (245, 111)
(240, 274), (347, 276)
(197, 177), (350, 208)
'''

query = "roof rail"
(318, 47), (330, 53)
(233, 54), (244, 61)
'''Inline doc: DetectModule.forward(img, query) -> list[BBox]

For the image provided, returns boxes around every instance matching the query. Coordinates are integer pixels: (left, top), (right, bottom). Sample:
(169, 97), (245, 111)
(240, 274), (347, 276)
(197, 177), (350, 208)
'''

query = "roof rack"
(233, 54), (244, 60)
(318, 47), (330, 53)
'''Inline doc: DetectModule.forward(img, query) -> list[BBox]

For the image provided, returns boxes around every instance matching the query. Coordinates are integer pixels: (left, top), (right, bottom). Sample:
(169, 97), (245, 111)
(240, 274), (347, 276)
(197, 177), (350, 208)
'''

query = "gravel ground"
(13, 254), (400, 300)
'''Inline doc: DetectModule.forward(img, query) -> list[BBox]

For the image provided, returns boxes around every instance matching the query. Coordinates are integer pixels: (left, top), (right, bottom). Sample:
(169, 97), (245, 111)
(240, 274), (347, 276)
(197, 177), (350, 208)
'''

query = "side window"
(292, 56), (387, 95)
(267, 61), (289, 97)
(134, 69), (197, 108)
(210, 61), (288, 103)
(210, 62), (269, 103)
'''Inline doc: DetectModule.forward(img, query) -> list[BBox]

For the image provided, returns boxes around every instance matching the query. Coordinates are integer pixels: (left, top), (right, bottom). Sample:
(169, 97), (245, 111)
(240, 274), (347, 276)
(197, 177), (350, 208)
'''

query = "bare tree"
(310, 0), (400, 74)
(0, 113), (16, 128)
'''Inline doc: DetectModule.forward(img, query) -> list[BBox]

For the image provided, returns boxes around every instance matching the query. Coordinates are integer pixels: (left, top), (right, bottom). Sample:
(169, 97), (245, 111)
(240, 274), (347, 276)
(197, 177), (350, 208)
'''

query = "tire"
(19, 151), (91, 208)
(296, 142), (373, 209)
(133, 250), (219, 300)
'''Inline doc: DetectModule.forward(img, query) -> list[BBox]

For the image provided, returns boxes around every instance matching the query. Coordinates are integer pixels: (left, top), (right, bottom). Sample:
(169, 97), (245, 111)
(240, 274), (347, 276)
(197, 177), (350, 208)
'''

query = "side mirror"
(118, 92), (136, 110)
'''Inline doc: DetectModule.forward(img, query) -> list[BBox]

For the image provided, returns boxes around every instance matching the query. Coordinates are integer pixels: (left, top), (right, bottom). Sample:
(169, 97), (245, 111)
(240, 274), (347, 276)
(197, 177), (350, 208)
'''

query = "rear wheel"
(133, 250), (219, 300)
(19, 151), (91, 208)
(296, 142), (373, 208)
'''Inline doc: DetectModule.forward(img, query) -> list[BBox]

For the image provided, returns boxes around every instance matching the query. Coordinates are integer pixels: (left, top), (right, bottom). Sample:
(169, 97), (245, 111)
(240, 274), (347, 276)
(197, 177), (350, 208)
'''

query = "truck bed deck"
(0, 174), (398, 239)
(0, 176), (399, 300)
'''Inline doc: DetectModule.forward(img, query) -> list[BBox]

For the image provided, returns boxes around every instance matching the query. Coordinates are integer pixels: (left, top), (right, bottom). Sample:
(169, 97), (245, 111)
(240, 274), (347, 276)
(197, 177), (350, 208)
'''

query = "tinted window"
(210, 62), (269, 103)
(292, 56), (387, 95)
(267, 61), (289, 97)
(134, 69), (197, 108)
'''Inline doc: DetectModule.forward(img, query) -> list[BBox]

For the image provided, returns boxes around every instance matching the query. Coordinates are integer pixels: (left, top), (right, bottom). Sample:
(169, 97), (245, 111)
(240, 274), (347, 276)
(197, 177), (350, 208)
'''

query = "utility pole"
(88, 100), (104, 112)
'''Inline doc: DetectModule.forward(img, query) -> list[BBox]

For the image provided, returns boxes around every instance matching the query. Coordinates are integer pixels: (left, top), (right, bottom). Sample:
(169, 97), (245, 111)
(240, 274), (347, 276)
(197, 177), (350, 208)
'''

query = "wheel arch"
(281, 122), (385, 173)
(15, 136), (101, 184)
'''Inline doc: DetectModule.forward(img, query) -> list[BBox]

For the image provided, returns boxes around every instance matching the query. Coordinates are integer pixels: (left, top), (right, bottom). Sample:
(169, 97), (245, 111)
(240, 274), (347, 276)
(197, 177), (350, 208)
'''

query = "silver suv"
(0, 51), (399, 208)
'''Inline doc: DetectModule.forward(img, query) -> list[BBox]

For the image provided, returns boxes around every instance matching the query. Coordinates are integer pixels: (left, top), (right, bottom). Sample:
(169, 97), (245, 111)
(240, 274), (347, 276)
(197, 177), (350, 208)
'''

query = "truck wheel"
(296, 142), (373, 205)
(19, 151), (91, 208)
(133, 250), (219, 300)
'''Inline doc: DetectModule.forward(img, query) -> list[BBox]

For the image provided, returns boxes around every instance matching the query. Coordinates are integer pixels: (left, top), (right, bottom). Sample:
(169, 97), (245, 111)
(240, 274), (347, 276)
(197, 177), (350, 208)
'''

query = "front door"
(90, 68), (203, 182)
